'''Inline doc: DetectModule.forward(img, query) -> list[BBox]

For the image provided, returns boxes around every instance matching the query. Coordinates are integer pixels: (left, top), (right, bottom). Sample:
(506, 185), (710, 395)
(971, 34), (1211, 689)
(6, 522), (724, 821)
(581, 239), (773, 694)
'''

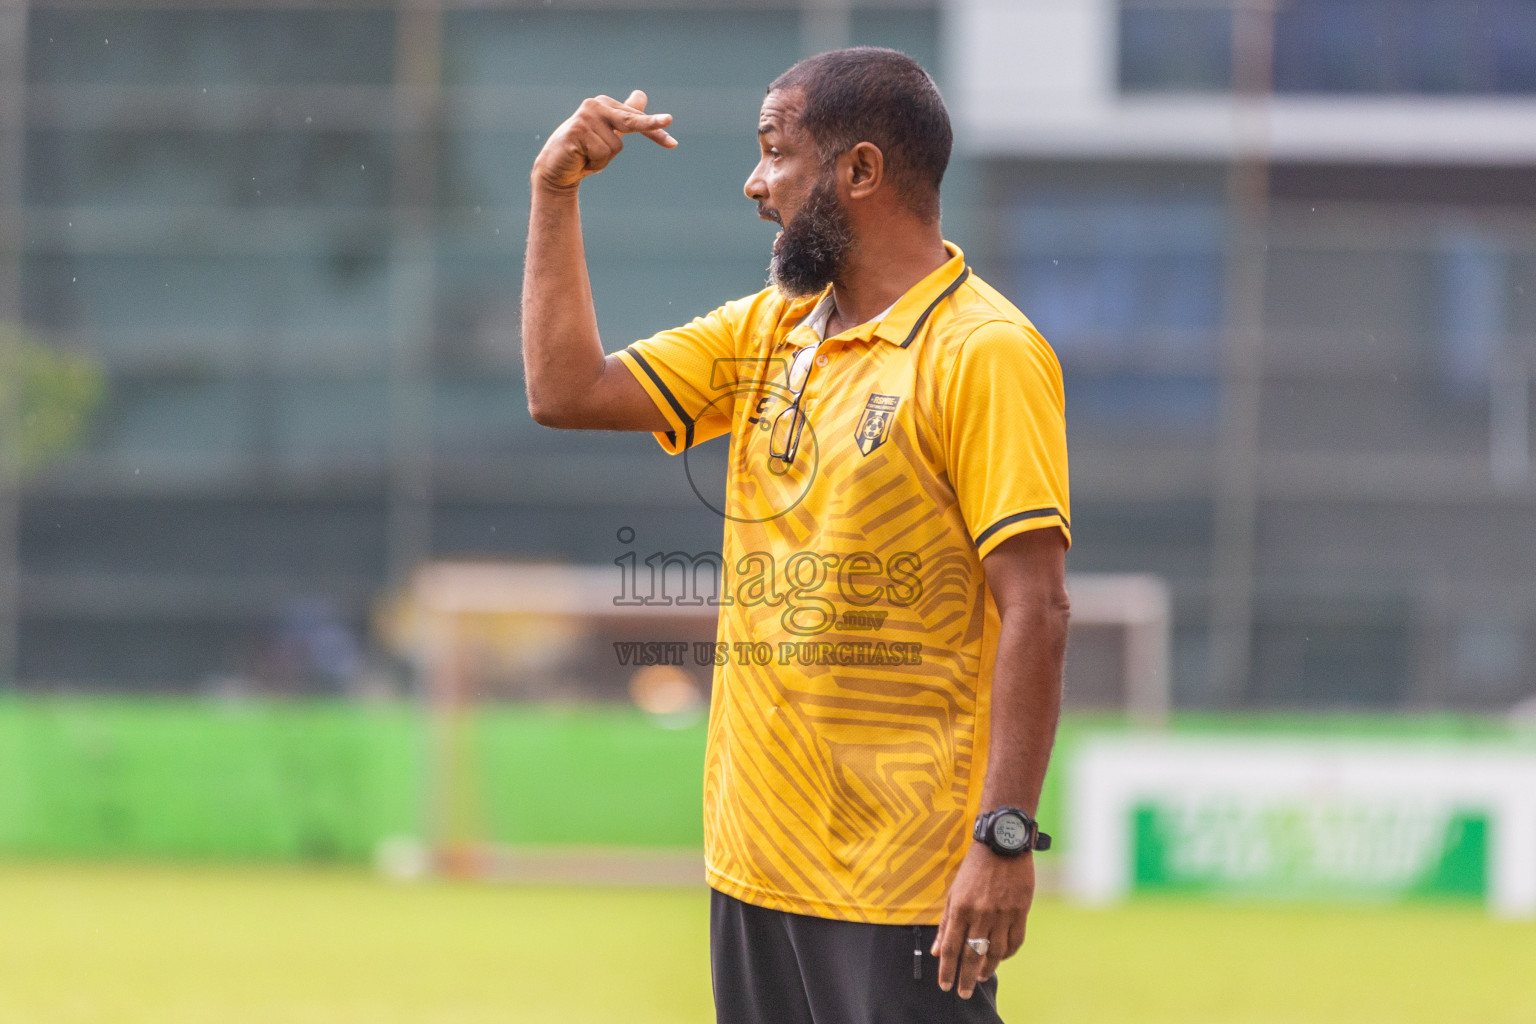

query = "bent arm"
(521, 91), (674, 432)
(522, 187), (666, 430)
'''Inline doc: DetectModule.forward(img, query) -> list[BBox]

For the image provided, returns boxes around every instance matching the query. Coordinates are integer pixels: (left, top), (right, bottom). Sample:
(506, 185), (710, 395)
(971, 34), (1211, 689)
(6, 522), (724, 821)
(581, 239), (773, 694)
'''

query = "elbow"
(1042, 586), (1071, 642)
(526, 386), (578, 429)
(527, 398), (559, 428)
(1027, 583), (1072, 640)
(529, 400), (577, 430)
(999, 585), (1071, 640)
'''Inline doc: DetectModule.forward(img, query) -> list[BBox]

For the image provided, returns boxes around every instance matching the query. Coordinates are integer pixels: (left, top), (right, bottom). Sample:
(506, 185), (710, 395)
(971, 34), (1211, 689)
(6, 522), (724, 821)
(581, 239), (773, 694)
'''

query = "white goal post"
(392, 563), (1171, 713)
(382, 562), (1173, 875)
(1064, 573), (1173, 725)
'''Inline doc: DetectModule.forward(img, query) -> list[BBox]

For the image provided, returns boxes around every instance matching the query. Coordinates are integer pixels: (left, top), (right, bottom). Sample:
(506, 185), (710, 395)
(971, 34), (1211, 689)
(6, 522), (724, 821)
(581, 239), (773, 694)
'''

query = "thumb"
(625, 89), (648, 112)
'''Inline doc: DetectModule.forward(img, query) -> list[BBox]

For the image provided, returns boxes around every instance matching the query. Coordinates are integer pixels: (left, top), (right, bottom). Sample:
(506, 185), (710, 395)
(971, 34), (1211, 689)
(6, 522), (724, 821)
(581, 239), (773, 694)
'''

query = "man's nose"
(744, 162), (767, 203)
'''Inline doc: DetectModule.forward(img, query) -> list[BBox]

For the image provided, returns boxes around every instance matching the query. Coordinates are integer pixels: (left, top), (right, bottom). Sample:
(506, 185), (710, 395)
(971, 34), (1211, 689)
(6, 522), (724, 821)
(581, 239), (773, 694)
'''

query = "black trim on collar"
(899, 266), (971, 349)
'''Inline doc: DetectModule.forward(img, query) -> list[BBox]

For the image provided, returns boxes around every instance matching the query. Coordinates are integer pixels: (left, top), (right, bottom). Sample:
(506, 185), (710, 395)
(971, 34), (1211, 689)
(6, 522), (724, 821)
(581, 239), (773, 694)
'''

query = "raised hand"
(532, 90), (676, 193)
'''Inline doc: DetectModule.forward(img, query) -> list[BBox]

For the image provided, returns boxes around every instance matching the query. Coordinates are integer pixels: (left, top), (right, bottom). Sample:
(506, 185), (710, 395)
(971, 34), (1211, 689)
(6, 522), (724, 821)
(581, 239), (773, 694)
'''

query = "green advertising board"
(1072, 736), (1536, 916)
(1132, 800), (1487, 901)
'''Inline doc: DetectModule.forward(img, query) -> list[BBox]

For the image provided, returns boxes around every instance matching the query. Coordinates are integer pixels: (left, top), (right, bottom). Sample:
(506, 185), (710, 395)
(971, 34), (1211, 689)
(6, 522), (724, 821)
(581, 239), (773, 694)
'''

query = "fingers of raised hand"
(534, 91), (674, 190)
(588, 92), (676, 148)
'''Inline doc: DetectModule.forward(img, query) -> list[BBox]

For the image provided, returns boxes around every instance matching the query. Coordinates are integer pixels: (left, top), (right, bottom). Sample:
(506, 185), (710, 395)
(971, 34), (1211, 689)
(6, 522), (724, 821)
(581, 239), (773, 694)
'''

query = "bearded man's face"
(767, 168), (855, 298)
(745, 90), (854, 299)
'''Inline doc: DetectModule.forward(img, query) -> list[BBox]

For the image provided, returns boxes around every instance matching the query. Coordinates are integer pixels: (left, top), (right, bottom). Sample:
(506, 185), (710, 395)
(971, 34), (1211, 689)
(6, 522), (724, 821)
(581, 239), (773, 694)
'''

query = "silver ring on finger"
(966, 937), (990, 957)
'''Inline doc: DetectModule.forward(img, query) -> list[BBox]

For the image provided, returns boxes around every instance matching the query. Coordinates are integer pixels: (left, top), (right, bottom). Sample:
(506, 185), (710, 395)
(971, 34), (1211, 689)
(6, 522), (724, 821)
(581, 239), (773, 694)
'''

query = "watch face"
(993, 812), (1029, 851)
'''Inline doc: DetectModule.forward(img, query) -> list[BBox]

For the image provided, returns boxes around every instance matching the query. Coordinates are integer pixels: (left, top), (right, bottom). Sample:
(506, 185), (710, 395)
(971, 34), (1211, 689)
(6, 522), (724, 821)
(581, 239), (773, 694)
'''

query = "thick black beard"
(768, 175), (854, 299)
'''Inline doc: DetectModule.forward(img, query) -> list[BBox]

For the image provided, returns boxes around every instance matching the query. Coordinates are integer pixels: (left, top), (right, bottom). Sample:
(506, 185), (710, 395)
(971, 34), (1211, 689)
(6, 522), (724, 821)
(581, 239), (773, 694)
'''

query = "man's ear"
(843, 142), (884, 200)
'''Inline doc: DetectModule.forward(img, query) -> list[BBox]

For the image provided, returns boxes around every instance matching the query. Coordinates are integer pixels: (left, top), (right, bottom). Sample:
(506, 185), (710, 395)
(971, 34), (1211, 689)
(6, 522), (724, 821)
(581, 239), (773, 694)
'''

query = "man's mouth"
(758, 205), (783, 226)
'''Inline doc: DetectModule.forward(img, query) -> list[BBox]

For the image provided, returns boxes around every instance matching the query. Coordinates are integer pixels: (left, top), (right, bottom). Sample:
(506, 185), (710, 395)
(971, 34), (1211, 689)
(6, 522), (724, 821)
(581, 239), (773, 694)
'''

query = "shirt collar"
(780, 293), (829, 349)
(779, 241), (969, 350)
(797, 291), (899, 343)
(800, 292), (838, 341)
(871, 241), (969, 347)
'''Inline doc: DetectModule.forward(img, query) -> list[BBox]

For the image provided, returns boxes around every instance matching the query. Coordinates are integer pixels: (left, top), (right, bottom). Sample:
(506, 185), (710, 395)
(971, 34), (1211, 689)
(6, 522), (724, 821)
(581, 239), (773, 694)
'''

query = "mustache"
(757, 204), (783, 226)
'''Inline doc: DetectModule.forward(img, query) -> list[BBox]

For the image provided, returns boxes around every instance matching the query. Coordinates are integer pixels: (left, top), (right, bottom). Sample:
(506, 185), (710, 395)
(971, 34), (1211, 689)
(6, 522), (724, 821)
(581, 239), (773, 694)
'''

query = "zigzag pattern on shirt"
(701, 291), (999, 922)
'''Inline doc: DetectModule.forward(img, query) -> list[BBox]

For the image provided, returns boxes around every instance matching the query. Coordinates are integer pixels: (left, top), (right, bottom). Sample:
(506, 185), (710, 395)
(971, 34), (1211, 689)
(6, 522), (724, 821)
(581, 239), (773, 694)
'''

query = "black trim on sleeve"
(898, 266), (971, 348)
(974, 507), (1068, 550)
(628, 348), (696, 449)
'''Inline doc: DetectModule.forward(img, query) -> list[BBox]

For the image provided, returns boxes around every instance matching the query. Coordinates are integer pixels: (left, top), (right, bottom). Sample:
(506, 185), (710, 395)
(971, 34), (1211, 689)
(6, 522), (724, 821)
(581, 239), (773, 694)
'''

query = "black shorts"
(710, 889), (1005, 1024)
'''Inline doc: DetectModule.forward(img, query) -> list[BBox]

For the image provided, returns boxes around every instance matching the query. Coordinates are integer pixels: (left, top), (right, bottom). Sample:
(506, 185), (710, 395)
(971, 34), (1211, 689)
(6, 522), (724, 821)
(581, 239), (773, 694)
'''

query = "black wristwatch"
(973, 807), (1051, 856)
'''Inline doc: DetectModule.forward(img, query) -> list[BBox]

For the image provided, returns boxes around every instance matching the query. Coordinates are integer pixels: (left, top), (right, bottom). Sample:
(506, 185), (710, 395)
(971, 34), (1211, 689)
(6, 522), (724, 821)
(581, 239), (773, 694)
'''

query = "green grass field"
(1, 862), (1532, 1024)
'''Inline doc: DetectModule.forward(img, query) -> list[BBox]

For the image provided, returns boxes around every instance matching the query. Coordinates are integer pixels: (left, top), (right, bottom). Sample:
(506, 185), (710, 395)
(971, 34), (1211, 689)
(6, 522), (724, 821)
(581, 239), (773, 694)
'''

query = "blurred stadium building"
(1, 0), (1534, 711)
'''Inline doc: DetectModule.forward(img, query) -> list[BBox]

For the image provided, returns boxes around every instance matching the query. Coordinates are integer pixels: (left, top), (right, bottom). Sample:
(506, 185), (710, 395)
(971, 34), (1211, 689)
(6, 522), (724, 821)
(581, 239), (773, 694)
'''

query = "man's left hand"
(931, 841), (1035, 998)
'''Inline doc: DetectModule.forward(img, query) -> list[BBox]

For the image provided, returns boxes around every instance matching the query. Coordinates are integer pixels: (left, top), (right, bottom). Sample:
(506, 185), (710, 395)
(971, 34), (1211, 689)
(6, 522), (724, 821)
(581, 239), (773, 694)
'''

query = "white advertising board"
(1069, 736), (1536, 917)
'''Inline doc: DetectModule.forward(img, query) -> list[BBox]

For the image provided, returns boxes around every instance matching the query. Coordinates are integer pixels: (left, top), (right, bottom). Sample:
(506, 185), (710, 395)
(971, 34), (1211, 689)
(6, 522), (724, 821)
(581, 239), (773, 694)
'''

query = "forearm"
(932, 544), (1068, 996)
(520, 91), (675, 430)
(521, 184), (606, 426)
(978, 583), (1068, 817)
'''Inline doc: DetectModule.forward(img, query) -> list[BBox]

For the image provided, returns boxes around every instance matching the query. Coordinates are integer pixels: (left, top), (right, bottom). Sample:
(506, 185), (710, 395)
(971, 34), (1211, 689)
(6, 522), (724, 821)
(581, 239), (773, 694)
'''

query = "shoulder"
(640, 285), (798, 357)
(718, 284), (805, 337)
(935, 271), (1062, 381)
(957, 270), (1031, 328)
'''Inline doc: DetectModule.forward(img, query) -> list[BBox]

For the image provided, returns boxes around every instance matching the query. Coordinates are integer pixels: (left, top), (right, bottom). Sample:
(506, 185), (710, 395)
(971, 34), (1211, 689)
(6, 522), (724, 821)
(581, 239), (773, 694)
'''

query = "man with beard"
(523, 48), (1070, 1024)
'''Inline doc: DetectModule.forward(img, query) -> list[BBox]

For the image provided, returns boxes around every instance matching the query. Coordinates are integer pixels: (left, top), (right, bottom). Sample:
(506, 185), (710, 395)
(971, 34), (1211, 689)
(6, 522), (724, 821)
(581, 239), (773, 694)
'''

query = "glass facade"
(28, 10), (398, 86)
(994, 159), (1536, 708)
(6, 1), (1533, 710)
(1122, 0), (1536, 95)
(1002, 184), (1225, 433)
(1119, 7), (1233, 93)
(7, 2), (948, 689)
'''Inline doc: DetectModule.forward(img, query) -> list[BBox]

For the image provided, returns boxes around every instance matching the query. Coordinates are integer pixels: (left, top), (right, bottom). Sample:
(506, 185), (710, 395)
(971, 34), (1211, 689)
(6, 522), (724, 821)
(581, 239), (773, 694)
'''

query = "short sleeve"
(943, 320), (1071, 557)
(615, 295), (757, 455)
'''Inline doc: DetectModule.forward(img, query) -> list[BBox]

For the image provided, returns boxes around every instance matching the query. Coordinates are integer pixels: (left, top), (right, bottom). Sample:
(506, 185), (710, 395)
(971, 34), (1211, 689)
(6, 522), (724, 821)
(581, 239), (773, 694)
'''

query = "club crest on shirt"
(854, 393), (900, 456)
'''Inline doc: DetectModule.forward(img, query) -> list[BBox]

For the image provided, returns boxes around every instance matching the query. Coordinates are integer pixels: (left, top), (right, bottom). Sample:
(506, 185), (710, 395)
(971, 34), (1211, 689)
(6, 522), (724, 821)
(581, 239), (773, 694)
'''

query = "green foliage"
(0, 324), (106, 478)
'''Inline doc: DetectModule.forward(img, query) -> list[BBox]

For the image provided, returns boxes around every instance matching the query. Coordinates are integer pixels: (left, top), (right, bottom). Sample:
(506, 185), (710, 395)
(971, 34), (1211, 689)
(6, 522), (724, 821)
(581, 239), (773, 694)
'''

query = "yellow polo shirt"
(616, 243), (1069, 924)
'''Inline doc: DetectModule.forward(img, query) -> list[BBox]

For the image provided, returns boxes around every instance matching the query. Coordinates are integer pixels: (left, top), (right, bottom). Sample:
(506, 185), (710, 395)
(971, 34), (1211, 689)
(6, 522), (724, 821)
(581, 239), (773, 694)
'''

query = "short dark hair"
(770, 47), (952, 221)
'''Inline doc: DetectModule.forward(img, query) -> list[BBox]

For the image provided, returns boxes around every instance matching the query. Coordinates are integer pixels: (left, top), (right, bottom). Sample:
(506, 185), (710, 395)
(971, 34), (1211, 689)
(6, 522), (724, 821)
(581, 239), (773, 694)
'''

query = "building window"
(1436, 231), (1508, 396)
(1121, 0), (1536, 96)
(1005, 191), (1225, 431)
(1120, 7), (1233, 92)
(28, 9), (396, 86)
